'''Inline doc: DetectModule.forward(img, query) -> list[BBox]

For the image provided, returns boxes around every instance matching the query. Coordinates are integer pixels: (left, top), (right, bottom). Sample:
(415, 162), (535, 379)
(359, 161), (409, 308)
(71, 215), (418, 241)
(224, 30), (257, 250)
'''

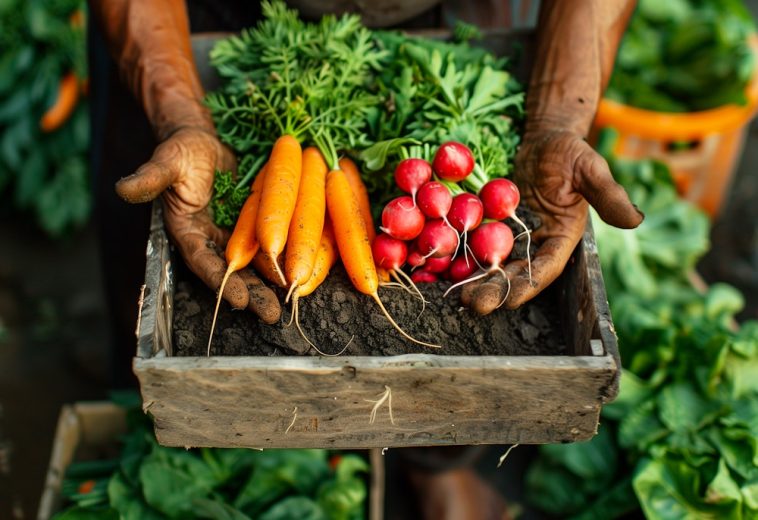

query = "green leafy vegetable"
(0, 0), (90, 236)
(606, 0), (756, 112)
(53, 396), (370, 520)
(525, 129), (758, 519)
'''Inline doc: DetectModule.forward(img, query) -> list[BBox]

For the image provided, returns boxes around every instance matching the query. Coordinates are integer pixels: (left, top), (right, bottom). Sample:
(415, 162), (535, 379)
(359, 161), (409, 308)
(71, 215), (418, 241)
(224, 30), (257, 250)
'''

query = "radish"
(372, 233), (408, 271)
(432, 141), (475, 182)
(447, 193), (483, 261)
(411, 270), (438, 284)
(444, 222), (514, 307)
(380, 196), (425, 241)
(421, 255), (452, 274)
(407, 248), (426, 268)
(479, 178), (532, 284)
(416, 219), (459, 259)
(395, 158), (432, 205)
(416, 181), (453, 219)
(372, 232), (425, 305)
(448, 253), (479, 282)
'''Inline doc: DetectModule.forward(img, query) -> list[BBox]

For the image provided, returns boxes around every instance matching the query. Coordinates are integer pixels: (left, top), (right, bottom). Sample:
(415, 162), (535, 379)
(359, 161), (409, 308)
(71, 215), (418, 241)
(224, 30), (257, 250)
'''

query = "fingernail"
(632, 203), (645, 219)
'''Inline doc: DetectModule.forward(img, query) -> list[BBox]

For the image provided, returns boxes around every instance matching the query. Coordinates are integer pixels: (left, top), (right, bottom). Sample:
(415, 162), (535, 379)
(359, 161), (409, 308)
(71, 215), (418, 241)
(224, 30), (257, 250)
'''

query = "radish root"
(496, 443), (519, 468)
(285, 406), (298, 434)
(510, 213), (533, 286)
(366, 385), (395, 425)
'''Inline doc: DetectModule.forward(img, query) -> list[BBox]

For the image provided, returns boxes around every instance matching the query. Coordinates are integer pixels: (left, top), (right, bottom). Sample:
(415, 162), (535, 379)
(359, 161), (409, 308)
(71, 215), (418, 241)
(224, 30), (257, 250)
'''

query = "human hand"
(462, 130), (644, 313)
(115, 126), (281, 323)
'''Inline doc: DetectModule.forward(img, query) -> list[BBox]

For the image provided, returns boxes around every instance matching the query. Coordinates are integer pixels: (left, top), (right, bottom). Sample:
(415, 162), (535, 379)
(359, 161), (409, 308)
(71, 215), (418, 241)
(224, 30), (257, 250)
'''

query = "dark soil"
(173, 207), (568, 357)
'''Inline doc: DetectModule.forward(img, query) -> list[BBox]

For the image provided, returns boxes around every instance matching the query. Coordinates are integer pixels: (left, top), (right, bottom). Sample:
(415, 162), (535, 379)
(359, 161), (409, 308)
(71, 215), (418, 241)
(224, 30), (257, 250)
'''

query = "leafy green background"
(0, 0), (90, 236)
(606, 0), (756, 112)
(524, 130), (758, 520)
(53, 394), (371, 520)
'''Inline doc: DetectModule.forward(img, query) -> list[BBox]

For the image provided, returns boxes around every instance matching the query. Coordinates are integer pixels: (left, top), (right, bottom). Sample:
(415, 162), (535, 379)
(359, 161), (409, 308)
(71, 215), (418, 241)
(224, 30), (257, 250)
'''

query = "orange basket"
(591, 36), (758, 218)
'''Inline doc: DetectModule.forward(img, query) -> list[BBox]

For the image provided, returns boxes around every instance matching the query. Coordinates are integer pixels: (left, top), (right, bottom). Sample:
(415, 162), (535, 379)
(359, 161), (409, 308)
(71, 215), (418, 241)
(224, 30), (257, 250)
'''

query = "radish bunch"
(373, 141), (532, 295)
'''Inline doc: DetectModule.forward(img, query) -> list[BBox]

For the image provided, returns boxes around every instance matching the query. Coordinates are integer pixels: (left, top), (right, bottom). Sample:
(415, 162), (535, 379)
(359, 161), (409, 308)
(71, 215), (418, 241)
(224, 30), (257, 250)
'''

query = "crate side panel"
(136, 356), (614, 449)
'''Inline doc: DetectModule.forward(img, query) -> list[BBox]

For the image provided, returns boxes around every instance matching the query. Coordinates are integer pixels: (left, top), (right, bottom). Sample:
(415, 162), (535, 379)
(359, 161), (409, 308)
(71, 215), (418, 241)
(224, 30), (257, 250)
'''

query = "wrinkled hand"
(463, 130), (644, 313)
(116, 127), (281, 323)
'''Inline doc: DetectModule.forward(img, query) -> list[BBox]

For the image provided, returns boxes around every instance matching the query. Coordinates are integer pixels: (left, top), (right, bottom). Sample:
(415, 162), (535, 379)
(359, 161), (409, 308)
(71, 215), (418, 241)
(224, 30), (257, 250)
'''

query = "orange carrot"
(207, 167), (267, 355)
(40, 72), (79, 132)
(251, 250), (287, 288)
(289, 219), (339, 352)
(296, 218), (338, 299)
(326, 169), (440, 348)
(339, 157), (376, 242)
(285, 147), (327, 301)
(256, 135), (302, 286)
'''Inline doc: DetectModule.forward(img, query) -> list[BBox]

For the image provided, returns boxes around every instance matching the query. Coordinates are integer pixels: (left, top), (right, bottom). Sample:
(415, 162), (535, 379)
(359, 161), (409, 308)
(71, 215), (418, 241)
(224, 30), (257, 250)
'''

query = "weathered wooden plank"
(135, 355), (614, 449)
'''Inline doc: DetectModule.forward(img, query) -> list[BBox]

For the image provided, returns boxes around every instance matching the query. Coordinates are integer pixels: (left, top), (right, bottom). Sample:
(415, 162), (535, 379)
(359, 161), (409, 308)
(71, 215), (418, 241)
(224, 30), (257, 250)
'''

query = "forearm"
(526, 0), (635, 137)
(89, 0), (213, 140)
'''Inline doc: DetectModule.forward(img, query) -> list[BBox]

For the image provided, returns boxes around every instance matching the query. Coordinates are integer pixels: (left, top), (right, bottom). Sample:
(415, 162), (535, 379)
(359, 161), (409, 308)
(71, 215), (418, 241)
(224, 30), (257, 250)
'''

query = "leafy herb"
(205, 2), (524, 226)
(206, 0), (386, 172)
(606, 0), (756, 112)
(53, 396), (371, 520)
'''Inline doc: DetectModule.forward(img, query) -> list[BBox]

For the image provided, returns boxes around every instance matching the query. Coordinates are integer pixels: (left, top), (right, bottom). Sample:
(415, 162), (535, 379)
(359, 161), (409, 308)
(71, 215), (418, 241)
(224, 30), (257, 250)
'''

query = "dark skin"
(462, 0), (643, 313)
(90, 0), (641, 321)
(90, 2), (639, 516)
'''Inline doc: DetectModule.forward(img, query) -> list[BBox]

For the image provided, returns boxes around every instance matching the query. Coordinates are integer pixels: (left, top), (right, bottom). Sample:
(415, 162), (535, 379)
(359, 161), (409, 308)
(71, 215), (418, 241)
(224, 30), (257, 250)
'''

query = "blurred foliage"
(524, 129), (758, 519)
(0, 0), (90, 236)
(606, 0), (756, 112)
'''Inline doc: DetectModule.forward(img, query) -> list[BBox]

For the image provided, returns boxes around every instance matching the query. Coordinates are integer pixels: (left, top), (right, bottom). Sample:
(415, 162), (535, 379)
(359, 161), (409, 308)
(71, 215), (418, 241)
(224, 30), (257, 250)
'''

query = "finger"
(179, 232), (249, 309)
(471, 235), (575, 314)
(116, 159), (176, 204)
(573, 143), (644, 229)
(238, 269), (282, 325)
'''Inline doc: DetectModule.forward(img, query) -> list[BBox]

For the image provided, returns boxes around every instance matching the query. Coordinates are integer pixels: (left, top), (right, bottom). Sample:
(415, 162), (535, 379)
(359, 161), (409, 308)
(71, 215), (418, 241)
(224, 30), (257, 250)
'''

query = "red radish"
(479, 178), (532, 284)
(407, 248), (426, 268)
(381, 196), (425, 241)
(417, 181), (453, 219)
(372, 233), (425, 305)
(395, 158), (432, 205)
(448, 253), (479, 282)
(411, 270), (438, 284)
(421, 255), (452, 274)
(470, 222), (514, 267)
(372, 233), (408, 271)
(444, 222), (515, 307)
(416, 219), (459, 259)
(432, 141), (475, 182)
(448, 193), (483, 260)
(448, 193), (483, 233)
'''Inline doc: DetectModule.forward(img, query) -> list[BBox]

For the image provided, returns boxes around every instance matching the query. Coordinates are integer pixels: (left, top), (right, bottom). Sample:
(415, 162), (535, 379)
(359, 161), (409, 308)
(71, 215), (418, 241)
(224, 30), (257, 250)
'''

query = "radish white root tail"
(366, 385), (395, 425)
(510, 213), (533, 286)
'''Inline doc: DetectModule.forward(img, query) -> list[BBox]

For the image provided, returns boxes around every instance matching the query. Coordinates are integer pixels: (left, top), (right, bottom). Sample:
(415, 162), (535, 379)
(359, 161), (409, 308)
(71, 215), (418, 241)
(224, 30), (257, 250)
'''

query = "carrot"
(256, 134), (302, 286)
(207, 166), (267, 355)
(326, 168), (440, 349)
(285, 147), (327, 301)
(40, 72), (79, 132)
(289, 218), (340, 352)
(296, 218), (338, 299)
(339, 157), (376, 242)
(251, 250), (287, 288)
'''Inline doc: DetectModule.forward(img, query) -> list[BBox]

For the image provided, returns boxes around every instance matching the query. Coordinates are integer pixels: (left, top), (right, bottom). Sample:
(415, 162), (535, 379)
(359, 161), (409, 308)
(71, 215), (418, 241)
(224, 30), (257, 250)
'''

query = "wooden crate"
(37, 402), (385, 520)
(37, 402), (127, 520)
(132, 31), (620, 450)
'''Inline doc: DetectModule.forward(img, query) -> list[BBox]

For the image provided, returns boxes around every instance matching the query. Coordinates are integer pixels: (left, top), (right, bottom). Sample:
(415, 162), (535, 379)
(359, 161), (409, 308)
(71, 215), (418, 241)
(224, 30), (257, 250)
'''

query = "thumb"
(115, 159), (177, 204)
(573, 142), (644, 229)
